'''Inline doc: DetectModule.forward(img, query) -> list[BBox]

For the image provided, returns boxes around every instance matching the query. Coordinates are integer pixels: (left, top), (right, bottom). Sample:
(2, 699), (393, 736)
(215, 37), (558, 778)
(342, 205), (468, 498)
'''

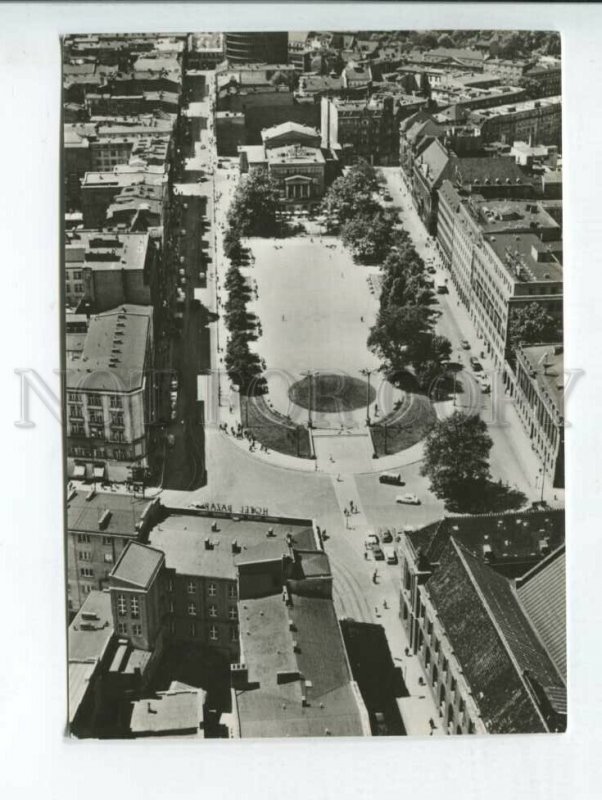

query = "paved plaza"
(241, 236), (402, 430)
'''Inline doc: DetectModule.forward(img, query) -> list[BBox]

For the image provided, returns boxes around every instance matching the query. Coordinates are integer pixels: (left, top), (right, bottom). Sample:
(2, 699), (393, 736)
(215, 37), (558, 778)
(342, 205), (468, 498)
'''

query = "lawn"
(370, 392), (437, 456)
(240, 393), (313, 458)
(289, 373), (376, 413)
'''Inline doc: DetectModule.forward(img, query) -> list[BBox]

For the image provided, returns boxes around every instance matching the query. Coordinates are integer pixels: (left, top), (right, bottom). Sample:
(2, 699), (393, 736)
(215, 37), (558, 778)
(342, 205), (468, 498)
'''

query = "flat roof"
(148, 513), (316, 580)
(130, 686), (205, 735)
(267, 144), (325, 165)
(236, 591), (368, 738)
(66, 489), (153, 537)
(64, 231), (149, 271)
(470, 95), (561, 120)
(486, 231), (563, 283)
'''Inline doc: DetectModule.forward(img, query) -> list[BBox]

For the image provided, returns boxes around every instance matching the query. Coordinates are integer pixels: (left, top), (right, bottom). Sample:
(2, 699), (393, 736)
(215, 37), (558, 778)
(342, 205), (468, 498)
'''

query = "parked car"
(379, 472), (405, 486)
(365, 533), (380, 550)
(372, 546), (385, 561)
(436, 283), (448, 294)
(427, 265), (437, 274)
(461, 339), (471, 350)
(383, 545), (398, 565)
(469, 356), (483, 372)
(479, 377), (491, 394)
(381, 529), (393, 544)
(396, 493), (421, 505)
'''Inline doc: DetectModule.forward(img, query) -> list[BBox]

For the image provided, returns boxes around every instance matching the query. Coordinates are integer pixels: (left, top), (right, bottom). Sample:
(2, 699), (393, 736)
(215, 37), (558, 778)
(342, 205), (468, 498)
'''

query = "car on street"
(479, 376), (491, 393)
(383, 545), (398, 565)
(461, 340), (471, 350)
(365, 533), (380, 550)
(470, 356), (483, 372)
(379, 472), (405, 486)
(436, 283), (448, 294)
(427, 265), (437, 274)
(396, 493), (421, 505)
(381, 529), (393, 543)
(372, 546), (385, 561)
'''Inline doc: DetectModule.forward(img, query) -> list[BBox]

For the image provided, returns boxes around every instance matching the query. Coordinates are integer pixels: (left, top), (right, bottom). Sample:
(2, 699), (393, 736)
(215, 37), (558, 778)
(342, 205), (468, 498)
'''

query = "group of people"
(219, 422), (271, 455)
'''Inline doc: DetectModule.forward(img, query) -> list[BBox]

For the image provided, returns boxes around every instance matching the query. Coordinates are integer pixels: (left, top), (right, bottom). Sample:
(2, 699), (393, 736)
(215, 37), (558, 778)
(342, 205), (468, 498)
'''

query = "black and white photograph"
(61, 27), (567, 740)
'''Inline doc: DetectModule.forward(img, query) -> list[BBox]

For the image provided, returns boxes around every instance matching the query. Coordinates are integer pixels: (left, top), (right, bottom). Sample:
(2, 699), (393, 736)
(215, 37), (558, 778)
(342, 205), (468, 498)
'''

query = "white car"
(365, 533), (380, 549)
(396, 494), (421, 505)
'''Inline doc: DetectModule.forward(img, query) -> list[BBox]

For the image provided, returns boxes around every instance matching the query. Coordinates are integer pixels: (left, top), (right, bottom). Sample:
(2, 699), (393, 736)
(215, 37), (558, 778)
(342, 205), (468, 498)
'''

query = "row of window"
(79, 550), (113, 563)
(185, 580), (236, 600)
(118, 622), (142, 636)
(186, 602), (237, 620)
(168, 621), (238, 642)
(67, 393), (122, 409)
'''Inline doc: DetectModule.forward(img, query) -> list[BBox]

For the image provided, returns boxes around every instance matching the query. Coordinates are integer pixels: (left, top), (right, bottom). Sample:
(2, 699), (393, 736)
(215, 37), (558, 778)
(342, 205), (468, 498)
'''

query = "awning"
(94, 466), (105, 480)
(73, 465), (86, 479)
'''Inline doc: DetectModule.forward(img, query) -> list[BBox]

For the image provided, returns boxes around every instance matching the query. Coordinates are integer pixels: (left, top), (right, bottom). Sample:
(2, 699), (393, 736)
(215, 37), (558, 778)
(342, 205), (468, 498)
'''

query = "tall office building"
(224, 32), (288, 64)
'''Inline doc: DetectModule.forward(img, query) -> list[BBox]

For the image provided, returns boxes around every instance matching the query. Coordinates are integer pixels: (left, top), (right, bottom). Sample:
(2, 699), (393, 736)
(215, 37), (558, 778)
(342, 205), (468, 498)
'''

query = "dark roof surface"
(110, 541), (164, 589)
(426, 539), (563, 733)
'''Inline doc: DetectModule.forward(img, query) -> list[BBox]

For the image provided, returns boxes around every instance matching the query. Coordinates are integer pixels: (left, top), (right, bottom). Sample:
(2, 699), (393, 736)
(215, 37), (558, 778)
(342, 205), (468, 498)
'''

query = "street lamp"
(359, 368), (375, 427)
(300, 369), (318, 429)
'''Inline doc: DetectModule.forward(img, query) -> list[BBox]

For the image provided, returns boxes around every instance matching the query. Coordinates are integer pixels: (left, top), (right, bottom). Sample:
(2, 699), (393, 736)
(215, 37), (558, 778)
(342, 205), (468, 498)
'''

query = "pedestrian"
(364, 551), (368, 560)
(337, 473), (342, 482)
(372, 570), (378, 584)
(329, 454), (334, 463)
(314, 461), (318, 472)
(360, 316), (364, 322)
(383, 600), (388, 610)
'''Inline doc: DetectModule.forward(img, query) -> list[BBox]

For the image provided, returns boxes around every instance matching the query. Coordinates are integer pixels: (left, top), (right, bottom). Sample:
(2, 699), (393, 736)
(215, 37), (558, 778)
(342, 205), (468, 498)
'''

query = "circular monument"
(288, 373), (376, 414)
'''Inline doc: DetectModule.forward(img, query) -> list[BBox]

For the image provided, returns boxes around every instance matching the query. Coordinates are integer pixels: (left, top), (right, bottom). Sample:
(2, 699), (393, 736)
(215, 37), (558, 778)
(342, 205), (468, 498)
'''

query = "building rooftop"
(426, 539), (565, 733)
(469, 94), (561, 121)
(267, 144), (325, 166)
(469, 197), (560, 237)
(66, 488), (155, 537)
(130, 684), (205, 736)
(64, 230), (150, 272)
(262, 121), (320, 143)
(148, 512), (316, 581)
(68, 590), (114, 724)
(450, 156), (531, 189)
(235, 591), (368, 738)
(516, 545), (566, 680)
(486, 231), (563, 283)
(110, 541), (164, 589)
(415, 138), (452, 188)
(407, 509), (565, 578)
(519, 344), (564, 416)
(66, 304), (152, 391)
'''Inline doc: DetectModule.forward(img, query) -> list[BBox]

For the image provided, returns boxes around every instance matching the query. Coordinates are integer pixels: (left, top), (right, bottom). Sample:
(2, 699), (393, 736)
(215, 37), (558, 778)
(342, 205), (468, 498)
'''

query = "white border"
(0, 4), (600, 799)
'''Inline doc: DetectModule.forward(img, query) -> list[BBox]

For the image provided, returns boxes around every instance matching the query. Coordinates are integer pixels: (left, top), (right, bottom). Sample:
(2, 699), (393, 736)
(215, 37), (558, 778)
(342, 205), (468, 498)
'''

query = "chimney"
(204, 537), (212, 550)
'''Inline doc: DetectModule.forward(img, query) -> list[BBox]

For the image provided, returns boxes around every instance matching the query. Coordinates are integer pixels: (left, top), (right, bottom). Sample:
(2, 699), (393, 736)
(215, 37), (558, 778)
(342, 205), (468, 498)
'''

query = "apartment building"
(398, 512), (566, 735)
(66, 487), (161, 613)
(321, 94), (398, 165)
(436, 180), (562, 367)
(65, 304), (155, 475)
(469, 95), (562, 146)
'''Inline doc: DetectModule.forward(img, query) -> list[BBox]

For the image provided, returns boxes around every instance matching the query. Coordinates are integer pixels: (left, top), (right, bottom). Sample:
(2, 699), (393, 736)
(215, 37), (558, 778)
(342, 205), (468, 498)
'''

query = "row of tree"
(367, 231), (452, 389)
(221, 227), (264, 393)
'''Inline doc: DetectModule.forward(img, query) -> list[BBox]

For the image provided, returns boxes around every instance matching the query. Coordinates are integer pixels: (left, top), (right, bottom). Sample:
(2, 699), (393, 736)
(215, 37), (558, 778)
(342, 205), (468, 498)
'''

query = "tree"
(321, 159), (379, 225)
(341, 209), (395, 263)
(367, 304), (433, 377)
(227, 170), (280, 237)
(437, 33), (454, 49)
(420, 411), (493, 508)
(223, 229), (244, 262)
(225, 331), (262, 391)
(507, 302), (560, 353)
(224, 266), (249, 295)
(410, 333), (452, 388)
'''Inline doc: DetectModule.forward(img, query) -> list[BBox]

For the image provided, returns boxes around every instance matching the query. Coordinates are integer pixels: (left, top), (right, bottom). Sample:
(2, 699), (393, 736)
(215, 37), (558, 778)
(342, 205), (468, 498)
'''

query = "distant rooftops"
(469, 94), (561, 121)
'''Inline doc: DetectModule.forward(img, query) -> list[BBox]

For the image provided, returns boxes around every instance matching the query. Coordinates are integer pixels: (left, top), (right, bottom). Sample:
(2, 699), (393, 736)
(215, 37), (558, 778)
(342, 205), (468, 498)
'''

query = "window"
(117, 595), (127, 616)
(69, 404), (83, 419)
(209, 605), (217, 618)
(190, 623), (197, 637)
(102, 536), (112, 545)
(89, 412), (104, 425)
(90, 426), (104, 440)
(228, 585), (237, 600)
(71, 423), (85, 436)
(187, 581), (196, 594)
(68, 392), (82, 403)
(188, 602), (197, 617)
(130, 596), (139, 619)
(87, 393), (102, 407)
(228, 607), (237, 620)
(167, 579), (174, 592)
(111, 413), (124, 427)
(209, 625), (218, 641)
(110, 395), (122, 409)
(208, 583), (217, 597)
(230, 625), (238, 642)
(78, 551), (90, 561)
(82, 584), (93, 595)
(118, 622), (127, 635)
(132, 624), (142, 637)
(80, 567), (94, 578)
(104, 553), (113, 563)
(77, 534), (91, 544)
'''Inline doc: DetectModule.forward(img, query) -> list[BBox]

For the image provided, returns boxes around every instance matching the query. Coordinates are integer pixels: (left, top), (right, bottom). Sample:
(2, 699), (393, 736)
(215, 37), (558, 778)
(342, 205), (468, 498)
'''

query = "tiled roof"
(426, 539), (564, 733)
(110, 541), (164, 589)
(517, 546), (566, 680)
(450, 156), (531, 187)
